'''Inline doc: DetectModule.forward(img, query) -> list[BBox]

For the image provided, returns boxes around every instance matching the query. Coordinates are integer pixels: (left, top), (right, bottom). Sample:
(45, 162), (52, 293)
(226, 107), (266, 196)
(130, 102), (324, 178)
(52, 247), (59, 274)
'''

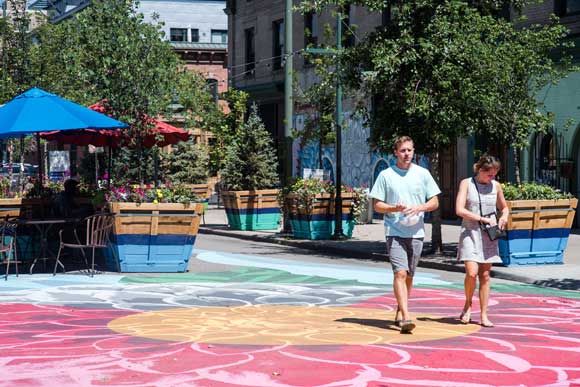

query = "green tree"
(208, 89), (249, 175)
(6, 0), (184, 183)
(171, 69), (227, 176)
(221, 105), (280, 191)
(298, 0), (573, 251)
(162, 140), (209, 184)
(294, 53), (337, 170)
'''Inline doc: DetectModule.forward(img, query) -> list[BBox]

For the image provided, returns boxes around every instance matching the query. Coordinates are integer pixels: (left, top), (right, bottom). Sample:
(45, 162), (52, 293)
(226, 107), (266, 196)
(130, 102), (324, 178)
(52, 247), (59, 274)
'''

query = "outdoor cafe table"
(9, 217), (82, 274)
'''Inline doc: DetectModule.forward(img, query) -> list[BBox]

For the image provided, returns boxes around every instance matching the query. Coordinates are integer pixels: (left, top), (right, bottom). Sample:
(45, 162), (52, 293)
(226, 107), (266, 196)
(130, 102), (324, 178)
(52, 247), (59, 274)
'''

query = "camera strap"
(472, 177), (485, 218)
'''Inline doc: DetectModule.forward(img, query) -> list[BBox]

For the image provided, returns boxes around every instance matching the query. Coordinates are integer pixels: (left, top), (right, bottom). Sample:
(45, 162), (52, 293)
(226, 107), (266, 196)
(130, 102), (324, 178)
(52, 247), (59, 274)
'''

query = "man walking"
(369, 136), (441, 333)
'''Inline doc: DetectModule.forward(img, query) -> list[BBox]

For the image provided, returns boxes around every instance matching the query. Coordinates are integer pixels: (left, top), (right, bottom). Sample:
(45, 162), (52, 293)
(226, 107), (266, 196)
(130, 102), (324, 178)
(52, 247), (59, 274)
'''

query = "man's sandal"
(394, 306), (402, 327)
(399, 320), (416, 333)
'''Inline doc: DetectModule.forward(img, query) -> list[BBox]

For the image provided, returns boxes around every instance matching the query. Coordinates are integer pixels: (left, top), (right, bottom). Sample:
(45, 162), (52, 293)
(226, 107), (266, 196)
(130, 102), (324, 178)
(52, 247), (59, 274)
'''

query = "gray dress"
(457, 179), (502, 263)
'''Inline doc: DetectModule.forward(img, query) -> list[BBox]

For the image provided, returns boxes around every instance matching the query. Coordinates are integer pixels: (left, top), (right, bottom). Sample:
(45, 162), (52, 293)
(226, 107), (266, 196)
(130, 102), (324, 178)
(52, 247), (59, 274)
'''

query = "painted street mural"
(0, 250), (579, 387)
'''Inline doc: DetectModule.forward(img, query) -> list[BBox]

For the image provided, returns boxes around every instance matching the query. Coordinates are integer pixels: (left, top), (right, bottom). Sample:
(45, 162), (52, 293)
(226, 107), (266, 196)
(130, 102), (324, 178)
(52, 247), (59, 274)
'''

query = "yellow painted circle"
(108, 305), (480, 345)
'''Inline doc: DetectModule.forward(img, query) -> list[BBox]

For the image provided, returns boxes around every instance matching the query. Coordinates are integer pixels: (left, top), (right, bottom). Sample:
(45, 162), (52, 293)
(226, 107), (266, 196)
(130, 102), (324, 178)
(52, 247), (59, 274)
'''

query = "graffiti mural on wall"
(293, 113), (430, 188)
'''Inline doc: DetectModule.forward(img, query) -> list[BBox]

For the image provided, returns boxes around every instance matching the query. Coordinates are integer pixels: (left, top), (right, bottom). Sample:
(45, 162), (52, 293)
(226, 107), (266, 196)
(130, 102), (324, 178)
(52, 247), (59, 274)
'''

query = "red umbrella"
(41, 102), (190, 148)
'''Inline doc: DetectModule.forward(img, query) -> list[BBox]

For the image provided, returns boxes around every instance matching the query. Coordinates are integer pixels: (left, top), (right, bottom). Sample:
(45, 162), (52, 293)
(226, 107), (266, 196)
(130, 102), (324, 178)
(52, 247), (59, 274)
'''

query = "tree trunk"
(512, 146), (521, 185)
(428, 151), (443, 254)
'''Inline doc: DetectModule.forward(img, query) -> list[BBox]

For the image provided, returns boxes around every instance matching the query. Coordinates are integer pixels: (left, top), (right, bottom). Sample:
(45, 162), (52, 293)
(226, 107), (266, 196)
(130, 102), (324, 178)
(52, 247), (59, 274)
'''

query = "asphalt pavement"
(200, 206), (580, 291)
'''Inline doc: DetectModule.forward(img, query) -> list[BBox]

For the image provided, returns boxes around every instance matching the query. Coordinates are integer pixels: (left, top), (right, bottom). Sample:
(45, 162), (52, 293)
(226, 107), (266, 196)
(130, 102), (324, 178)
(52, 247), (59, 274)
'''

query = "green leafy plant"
(279, 178), (367, 222)
(502, 182), (574, 201)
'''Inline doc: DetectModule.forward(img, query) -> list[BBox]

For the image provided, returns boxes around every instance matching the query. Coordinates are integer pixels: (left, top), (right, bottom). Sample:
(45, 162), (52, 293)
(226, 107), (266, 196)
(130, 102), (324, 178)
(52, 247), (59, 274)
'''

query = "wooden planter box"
(107, 202), (204, 272)
(184, 183), (211, 212)
(285, 193), (356, 240)
(221, 189), (281, 230)
(499, 198), (578, 266)
(0, 198), (50, 218)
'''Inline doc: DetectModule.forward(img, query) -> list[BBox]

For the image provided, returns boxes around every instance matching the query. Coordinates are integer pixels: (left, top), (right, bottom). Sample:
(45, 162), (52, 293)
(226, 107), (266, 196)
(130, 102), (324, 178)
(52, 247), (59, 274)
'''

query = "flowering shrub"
(502, 182), (574, 201)
(0, 176), (13, 199)
(105, 182), (201, 204)
(22, 177), (63, 199)
(279, 178), (368, 221)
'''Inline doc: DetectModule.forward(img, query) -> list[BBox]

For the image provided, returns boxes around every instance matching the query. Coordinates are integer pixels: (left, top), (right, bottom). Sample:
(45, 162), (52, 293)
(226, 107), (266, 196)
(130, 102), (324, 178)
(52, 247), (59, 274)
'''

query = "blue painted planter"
(499, 199), (577, 266)
(222, 189), (281, 231)
(108, 234), (196, 272)
(106, 202), (203, 272)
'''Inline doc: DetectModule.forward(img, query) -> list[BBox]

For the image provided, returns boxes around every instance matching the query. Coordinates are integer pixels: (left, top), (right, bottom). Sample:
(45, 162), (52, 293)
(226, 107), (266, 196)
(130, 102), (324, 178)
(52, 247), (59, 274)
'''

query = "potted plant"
(499, 182), (577, 266)
(105, 183), (204, 272)
(220, 105), (281, 230)
(280, 178), (367, 240)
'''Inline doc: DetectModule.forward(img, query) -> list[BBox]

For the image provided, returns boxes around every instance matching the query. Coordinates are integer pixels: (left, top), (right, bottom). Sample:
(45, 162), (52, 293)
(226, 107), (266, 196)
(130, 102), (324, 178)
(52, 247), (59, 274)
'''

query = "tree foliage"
(43, 0), (180, 146)
(207, 89), (249, 175)
(298, 0), (573, 163)
(221, 105), (280, 191)
(0, 0), (225, 184)
(162, 140), (209, 184)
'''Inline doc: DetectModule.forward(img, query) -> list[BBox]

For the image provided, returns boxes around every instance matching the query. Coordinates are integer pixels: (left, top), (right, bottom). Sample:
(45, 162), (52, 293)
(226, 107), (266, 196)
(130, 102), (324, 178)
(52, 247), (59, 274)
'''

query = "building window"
(191, 29), (199, 42)
(245, 27), (255, 75)
(211, 29), (228, 44)
(304, 12), (318, 47)
(556, 0), (580, 16)
(272, 19), (284, 70)
(207, 78), (218, 103)
(170, 28), (188, 42)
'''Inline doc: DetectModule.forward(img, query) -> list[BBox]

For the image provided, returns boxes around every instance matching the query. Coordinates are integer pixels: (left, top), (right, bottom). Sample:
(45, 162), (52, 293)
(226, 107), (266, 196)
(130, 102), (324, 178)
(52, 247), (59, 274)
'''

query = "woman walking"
(455, 155), (509, 327)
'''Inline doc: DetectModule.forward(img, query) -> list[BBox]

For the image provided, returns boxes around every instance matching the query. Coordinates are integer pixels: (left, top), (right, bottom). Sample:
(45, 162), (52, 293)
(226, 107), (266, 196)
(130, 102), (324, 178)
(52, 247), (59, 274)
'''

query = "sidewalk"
(199, 207), (580, 291)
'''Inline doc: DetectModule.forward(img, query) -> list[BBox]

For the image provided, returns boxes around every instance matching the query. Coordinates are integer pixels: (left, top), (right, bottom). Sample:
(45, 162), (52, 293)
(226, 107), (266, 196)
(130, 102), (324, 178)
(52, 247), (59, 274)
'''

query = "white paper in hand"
(399, 214), (421, 227)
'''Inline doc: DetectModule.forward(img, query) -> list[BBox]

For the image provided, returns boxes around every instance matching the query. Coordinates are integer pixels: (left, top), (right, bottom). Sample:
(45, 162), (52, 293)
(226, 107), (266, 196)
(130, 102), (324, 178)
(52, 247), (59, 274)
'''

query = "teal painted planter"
(222, 189), (281, 231)
(225, 208), (281, 230)
(499, 199), (577, 266)
(289, 217), (355, 240)
(286, 193), (358, 240)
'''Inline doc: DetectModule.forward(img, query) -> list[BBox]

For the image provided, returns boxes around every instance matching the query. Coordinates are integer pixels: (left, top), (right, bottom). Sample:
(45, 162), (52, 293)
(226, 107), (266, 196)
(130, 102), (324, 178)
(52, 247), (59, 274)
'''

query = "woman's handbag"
(472, 178), (507, 241)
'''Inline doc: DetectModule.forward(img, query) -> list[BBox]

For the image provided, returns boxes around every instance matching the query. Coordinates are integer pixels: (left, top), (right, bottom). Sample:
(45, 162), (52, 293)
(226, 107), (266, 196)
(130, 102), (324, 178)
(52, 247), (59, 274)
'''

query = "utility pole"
(304, 10), (345, 239)
(333, 10), (344, 239)
(284, 0), (293, 185)
(282, 0), (294, 233)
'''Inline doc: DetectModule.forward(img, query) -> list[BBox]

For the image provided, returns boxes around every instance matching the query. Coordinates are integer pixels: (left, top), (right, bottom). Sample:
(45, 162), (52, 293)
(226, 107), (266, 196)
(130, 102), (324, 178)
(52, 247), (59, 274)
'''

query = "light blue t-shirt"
(369, 163), (441, 238)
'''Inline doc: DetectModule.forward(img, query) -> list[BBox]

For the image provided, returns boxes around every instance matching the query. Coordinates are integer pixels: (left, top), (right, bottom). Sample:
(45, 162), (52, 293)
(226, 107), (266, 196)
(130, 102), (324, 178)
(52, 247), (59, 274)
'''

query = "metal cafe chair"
(0, 216), (19, 280)
(53, 213), (114, 277)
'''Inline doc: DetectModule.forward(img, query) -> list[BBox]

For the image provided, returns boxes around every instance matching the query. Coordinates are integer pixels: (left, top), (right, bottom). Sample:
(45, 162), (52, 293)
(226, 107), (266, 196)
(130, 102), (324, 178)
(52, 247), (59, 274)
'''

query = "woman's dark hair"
(473, 154), (501, 174)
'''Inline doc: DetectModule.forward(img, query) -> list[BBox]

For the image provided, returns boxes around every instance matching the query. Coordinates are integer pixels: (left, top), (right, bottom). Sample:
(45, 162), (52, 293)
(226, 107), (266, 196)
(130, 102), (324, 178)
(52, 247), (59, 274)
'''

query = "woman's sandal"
(481, 319), (494, 328)
(459, 310), (471, 324)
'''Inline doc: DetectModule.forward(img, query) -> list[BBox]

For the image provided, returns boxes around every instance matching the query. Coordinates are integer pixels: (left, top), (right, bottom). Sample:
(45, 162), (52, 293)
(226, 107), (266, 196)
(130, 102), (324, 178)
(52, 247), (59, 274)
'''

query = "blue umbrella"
(0, 87), (128, 138)
(0, 87), (128, 186)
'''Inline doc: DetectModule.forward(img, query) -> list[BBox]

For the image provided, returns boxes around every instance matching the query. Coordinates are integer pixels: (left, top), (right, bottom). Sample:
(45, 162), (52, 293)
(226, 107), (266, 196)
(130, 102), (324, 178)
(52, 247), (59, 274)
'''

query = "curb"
(199, 226), (540, 285)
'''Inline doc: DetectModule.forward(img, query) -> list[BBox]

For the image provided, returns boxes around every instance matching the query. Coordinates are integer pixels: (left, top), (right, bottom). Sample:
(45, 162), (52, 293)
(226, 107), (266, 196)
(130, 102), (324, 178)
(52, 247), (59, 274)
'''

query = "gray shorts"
(386, 237), (424, 277)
